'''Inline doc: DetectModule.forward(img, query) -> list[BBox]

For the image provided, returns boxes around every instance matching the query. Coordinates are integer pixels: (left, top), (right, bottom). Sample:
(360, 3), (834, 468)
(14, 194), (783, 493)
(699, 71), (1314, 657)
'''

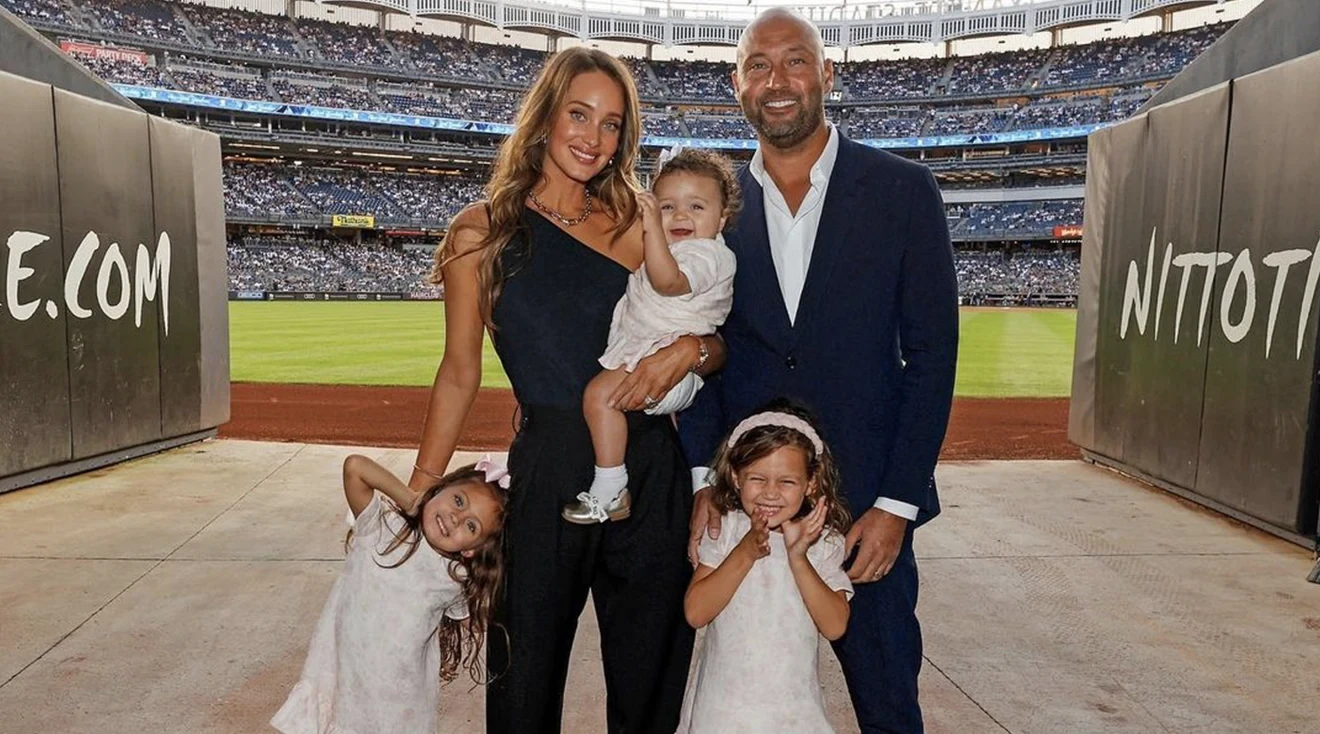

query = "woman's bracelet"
(689, 335), (710, 374)
(413, 463), (445, 481)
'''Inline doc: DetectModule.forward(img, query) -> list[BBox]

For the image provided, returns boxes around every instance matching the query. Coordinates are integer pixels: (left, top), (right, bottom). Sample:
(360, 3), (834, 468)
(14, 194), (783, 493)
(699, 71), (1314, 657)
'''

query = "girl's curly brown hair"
(653, 148), (743, 230)
(709, 398), (851, 535)
(347, 465), (509, 685)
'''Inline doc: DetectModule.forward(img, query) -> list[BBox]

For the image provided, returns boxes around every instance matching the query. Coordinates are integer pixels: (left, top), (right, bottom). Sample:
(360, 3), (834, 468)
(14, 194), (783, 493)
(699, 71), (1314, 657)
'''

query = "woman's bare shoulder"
(447, 201), (492, 256)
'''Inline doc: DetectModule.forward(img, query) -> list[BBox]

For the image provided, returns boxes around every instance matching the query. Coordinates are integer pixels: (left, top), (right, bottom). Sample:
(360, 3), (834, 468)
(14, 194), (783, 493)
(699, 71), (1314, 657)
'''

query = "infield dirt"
(221, 383), (1075, 460)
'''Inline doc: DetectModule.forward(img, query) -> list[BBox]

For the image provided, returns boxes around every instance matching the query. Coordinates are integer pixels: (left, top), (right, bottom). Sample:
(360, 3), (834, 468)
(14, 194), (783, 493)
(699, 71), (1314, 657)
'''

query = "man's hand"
(688, 485), (723, 567)
(609, 336), (699, 411)
(844, 508), (908, 583)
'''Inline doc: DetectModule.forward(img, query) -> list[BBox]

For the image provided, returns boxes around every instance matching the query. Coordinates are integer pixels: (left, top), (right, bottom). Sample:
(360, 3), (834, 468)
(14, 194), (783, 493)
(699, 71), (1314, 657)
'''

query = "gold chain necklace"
(529, 190), (593, 227)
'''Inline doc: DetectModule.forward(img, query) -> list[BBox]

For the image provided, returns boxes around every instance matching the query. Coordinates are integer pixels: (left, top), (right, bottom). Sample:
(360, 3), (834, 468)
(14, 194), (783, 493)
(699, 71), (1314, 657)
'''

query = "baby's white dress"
(599, 234), (736, 373)
(676, 511), (854, 734)
(271, 494), (468, 734)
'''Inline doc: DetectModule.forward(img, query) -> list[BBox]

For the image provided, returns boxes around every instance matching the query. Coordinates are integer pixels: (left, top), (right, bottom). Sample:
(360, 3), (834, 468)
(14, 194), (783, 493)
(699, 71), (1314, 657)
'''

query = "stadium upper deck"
(0, 0), (1236, 256)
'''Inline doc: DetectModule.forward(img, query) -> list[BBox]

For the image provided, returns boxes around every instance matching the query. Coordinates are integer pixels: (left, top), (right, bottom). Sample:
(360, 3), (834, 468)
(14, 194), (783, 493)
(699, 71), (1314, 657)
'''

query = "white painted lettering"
(1297, 236), (1320, 359)
(1170, 252), (1216, 345)
(1121, 228), (1156, 339)
(64, 231), (99, 319)
(5, 231), (48, 322)
(96, 243), (130, 320)
(134, 232), (171, 334)
(1219, 250), (1256, 344)
(1154, 241), (1173, 340)
(1261, 249), (1311, 358)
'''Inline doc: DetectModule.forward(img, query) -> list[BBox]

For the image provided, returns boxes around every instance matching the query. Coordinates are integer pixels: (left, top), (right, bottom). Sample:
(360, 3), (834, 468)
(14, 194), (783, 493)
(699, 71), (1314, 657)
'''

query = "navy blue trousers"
(832, 526), (923, 734)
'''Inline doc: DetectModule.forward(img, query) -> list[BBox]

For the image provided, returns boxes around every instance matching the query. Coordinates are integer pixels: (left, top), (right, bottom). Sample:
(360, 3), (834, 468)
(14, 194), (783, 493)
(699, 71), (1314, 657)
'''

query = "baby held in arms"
(563, 147), (740, 524)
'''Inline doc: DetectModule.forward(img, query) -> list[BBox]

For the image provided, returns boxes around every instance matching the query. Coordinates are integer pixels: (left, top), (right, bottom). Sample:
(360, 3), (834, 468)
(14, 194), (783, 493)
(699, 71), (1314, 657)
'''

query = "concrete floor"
(0, 440), (1316, 734)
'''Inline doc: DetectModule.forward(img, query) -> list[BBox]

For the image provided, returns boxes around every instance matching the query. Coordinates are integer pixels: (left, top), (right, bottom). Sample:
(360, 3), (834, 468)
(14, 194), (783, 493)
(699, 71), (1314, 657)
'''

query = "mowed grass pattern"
(230, 302), (1076, 397)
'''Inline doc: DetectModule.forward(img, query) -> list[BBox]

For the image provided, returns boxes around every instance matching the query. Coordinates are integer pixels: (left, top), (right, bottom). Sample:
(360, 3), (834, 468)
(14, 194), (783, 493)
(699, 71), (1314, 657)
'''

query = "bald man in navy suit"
(678, 9), (959, 733)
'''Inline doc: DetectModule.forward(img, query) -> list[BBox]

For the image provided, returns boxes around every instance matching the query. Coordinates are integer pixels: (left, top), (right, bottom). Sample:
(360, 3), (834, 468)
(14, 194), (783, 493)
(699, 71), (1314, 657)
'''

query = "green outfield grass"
(229, 302), (1076, 397)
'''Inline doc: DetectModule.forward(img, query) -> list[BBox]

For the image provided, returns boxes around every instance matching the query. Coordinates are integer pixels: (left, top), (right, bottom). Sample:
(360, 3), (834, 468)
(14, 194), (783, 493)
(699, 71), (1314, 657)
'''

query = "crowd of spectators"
(295, 17), (396, 68)
(224, 162), (485, 224)
(69, 53), (168, 87)
(271, 73), (378, 110)
(949, 200), (1084, 238)
(944, 49), (1047, 96)
(845, 108), (926, 139)
(223, 163), (320, 218)
(12, 0), (1230, 106)
(69, 39), (1163, 137)
(838, 56), (945, 99)
(387, 32), (486, 81)
(225, 233), (1079, 298)
(1046, 25), (1222, 88)
(169, 62), (269, 99)
(643, 112), (684, 137)
(227, 237), (439, 295)
(87, 0), (188, 41)
(651, 60), (736, 102)
(683, 115), (757, 139)
(470, 42), (545, 85)
(954, 250), (1079, 297)
(182, 4), (301, 58)
(0, 0), (69, 26)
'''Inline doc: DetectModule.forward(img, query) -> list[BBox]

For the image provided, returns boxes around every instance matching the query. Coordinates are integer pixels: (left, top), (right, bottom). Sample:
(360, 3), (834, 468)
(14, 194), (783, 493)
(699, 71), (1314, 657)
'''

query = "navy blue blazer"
(677, 134), (959, 526)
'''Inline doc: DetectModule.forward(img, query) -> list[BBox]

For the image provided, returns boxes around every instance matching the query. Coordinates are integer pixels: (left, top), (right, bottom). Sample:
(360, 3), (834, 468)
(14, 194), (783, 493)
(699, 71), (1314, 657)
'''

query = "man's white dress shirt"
(693, 124), (920, 522)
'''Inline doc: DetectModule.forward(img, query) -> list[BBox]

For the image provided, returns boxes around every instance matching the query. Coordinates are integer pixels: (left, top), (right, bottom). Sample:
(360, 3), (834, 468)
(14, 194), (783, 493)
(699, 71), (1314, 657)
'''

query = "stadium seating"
(954, 250), (1079, 298)
(182, 4), (302, 59)
(0, 0), (69, 26)
(227, 238), (439, 295)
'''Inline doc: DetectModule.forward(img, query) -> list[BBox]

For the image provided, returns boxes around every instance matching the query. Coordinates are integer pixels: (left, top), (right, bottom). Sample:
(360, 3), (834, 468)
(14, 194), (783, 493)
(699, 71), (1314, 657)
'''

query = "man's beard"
(744, 91), (825, 150)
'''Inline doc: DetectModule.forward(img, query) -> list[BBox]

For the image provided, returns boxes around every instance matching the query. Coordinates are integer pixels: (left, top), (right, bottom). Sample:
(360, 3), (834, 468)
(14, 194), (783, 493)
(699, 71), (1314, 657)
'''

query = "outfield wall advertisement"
(0, 69), (228, 491)
(1071, 50), (1320, 537)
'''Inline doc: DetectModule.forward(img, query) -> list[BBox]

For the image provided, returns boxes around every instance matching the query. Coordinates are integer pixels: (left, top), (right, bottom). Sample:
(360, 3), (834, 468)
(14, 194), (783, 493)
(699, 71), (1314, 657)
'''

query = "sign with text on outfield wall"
(1119, 227), (1320, 359)
(332, 214), (375, 229)
(2, 230), (173, 334)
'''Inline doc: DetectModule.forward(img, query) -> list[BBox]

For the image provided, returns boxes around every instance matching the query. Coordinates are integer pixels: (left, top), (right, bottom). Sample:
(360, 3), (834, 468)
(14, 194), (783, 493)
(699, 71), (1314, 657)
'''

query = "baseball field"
(223, 302), (1077, 458)
(227, 302), (1076, 398)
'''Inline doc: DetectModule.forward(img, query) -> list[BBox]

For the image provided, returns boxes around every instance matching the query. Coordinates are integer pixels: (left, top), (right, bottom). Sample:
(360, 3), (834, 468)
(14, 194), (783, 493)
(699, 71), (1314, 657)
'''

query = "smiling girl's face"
(419, 480), (504, 557)
(654, 170), (726, 244)
(735, 445), (815, 529)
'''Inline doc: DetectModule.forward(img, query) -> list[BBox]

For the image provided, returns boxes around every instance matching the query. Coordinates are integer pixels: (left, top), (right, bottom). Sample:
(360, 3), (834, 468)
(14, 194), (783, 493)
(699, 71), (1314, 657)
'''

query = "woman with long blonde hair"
(408, 47), (721, 733)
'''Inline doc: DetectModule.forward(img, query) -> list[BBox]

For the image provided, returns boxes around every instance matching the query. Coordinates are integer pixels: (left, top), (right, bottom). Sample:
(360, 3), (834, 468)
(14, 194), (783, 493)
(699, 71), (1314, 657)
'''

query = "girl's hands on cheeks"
(736, 511), (771, 562)
(783, 500), (827, 559)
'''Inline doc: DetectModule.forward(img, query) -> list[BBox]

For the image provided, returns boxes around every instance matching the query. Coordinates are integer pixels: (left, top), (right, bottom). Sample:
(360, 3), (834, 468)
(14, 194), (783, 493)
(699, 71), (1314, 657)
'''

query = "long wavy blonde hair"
(430, 48), (643, 328)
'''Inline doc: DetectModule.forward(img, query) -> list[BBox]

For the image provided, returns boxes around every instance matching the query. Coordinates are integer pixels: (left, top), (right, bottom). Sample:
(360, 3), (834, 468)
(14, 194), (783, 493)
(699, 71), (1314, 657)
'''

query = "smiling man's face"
(732, 11), (834, 151)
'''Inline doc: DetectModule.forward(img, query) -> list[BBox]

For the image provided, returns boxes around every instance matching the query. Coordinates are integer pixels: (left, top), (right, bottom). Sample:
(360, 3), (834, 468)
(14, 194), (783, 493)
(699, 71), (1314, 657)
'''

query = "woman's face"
(543, 70), (627, 185)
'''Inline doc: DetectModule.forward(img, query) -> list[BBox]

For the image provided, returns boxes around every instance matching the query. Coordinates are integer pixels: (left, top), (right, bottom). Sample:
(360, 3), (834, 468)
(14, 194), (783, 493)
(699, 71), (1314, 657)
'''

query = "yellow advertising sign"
(332, 214), (375, 229)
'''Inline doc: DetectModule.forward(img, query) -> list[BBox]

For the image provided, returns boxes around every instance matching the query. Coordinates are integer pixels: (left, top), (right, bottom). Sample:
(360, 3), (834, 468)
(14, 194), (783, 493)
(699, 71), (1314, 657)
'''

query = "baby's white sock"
(588, 465), (628, 504)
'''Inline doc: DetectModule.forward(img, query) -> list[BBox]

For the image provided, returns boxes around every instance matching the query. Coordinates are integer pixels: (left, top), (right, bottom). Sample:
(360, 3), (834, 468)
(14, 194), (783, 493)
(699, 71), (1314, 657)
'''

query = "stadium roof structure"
(320, 0), (1226, 46)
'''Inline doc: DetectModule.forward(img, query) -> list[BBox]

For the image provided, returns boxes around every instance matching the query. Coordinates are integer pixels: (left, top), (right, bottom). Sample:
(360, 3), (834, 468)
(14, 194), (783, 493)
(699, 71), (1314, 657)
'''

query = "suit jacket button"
(785, 356), (797, 369)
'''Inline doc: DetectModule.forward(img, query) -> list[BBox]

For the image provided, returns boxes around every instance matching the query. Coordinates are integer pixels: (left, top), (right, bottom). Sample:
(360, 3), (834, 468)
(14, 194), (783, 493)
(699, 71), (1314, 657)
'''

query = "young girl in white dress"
(563, 147), (740, 524)
(678, 400), (854, 734)
(271, 454), (509, 734)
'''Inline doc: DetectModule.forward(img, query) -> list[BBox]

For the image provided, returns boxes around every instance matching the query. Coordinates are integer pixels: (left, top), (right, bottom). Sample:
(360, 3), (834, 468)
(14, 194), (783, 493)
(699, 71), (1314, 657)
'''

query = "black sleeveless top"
(490, 211), (631, 409)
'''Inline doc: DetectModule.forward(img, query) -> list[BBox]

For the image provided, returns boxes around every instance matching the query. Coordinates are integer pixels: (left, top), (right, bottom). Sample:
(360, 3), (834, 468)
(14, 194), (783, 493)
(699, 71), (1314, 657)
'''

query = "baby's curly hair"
(652, 148), (743, 228)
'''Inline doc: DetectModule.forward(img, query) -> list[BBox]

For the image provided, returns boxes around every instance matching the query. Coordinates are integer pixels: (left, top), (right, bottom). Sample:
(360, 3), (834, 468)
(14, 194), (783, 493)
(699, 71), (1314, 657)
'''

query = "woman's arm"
(409, 204), (490, 492)
(344, 454), (417, 517)
(608, 333), (726, 411)
(788, 557), (851, 640)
